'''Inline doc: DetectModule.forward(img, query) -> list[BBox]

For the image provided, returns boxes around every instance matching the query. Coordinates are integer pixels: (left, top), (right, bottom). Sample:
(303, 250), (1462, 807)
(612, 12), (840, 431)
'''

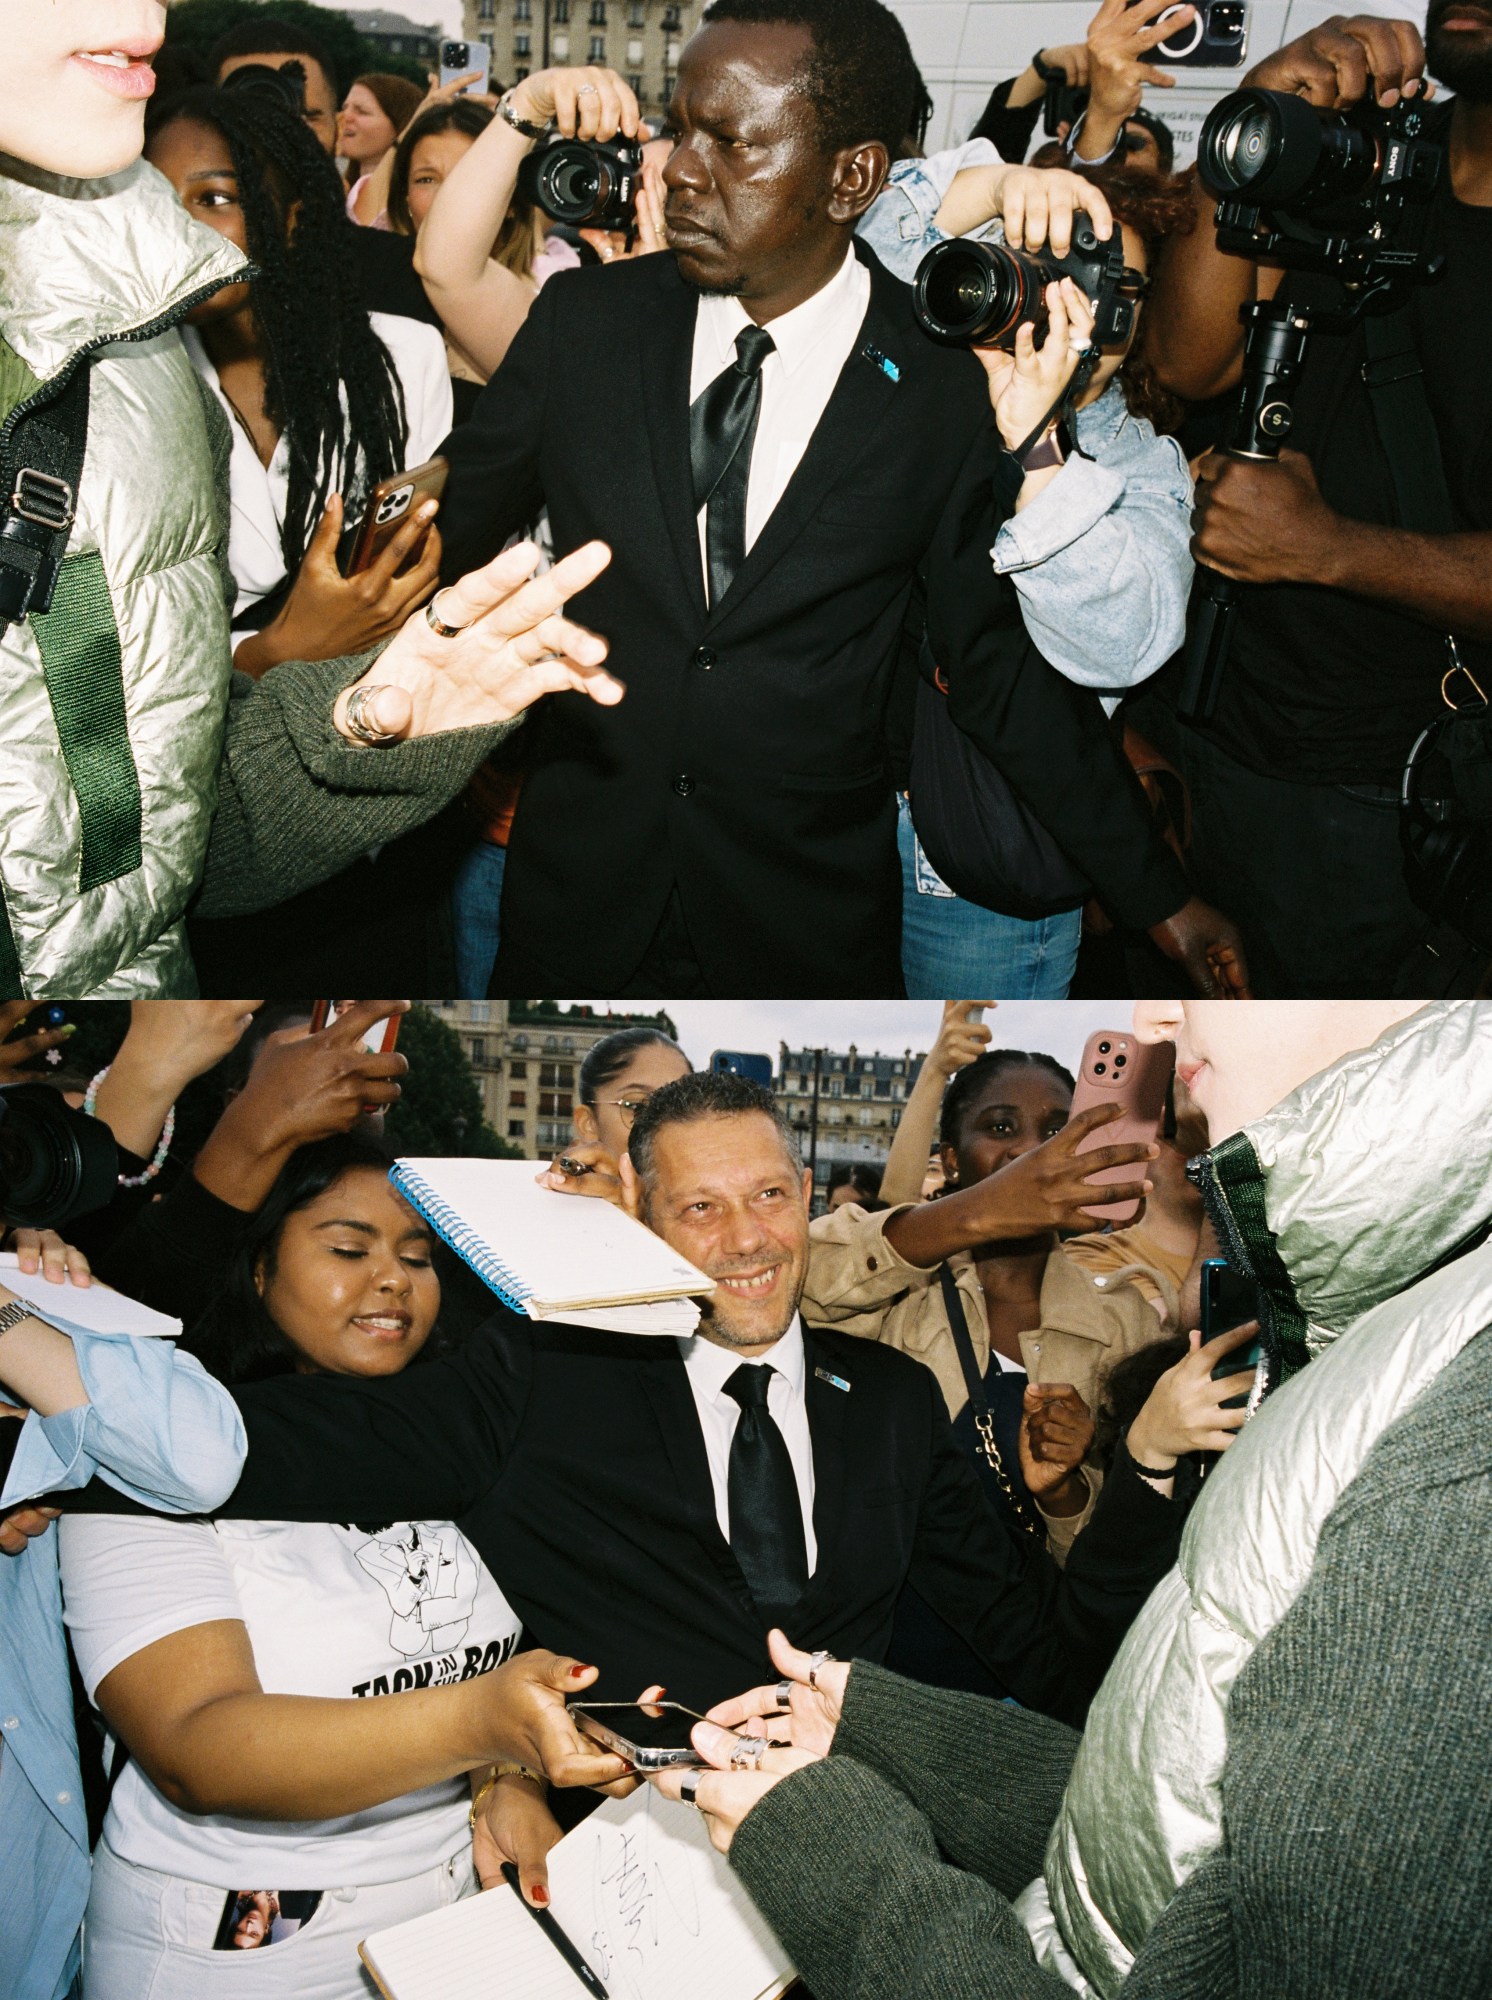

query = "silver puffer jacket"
(0, 154), (245, 995)
(1024, 1002), (1492, 1995)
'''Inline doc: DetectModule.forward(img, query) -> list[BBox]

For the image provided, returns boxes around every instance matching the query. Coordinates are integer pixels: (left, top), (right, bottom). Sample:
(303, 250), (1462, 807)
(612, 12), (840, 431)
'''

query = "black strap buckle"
(11, 468), (75, 531)
(1360, 352), (1423, 390)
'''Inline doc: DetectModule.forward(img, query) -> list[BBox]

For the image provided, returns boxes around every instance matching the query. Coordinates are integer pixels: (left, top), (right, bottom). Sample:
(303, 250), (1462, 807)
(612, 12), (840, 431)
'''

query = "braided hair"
(150, 78), (408, 577)
(938, 1050), (1076, 1153)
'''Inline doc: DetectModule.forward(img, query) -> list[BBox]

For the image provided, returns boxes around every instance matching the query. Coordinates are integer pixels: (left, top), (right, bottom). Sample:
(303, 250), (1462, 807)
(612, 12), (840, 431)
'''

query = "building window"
(875, 1078), (890, 1097)
(470, 1038), (486, 1065)
(844, 1076), (860, 1095)
(512, 1033), (528, 1051)
(508, 1120), (526, 1138)
(477, 0), (496, 16)
(539, 1061), (574, 1089)
(590, 0), (607, 20)
(554, 0), (570, 18)
(627, 37), (643, 61)
(509, 1089), (528, 1108)
(627, 71), (643, 91)
(515, 64), (529, 79)
(509, 1059), (527, 1078)
(515, 0), (532, 15)
(589, 33), (605, 57)
(539, 1093), (573, 1119)
(552, 32), (569, 55)
(515, 33), (531, 55)
(663, 5), (682, 26)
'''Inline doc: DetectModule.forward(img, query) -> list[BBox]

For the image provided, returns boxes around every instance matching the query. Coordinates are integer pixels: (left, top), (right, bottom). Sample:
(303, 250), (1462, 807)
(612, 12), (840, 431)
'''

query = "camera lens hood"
(1199, 88), (1329, 204)
(0, 1084), (119, 1231)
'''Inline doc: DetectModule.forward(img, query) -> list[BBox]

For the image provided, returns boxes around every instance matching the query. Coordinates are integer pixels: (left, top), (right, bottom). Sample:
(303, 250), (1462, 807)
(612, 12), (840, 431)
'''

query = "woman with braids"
(801, 1042), (1251, 1692)
(145, 75), (452, 678)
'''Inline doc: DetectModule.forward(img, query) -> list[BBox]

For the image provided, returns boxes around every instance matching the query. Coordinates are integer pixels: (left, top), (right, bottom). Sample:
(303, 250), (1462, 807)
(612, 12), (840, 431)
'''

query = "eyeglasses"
(599, 1096), (652, 1127)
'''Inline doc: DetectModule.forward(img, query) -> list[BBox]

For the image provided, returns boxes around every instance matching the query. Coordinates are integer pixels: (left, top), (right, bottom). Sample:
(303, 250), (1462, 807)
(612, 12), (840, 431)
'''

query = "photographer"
(858, 160), (1197, 995)
(1065, 0), (1186, 173)
(1140, 8), (1492, 996)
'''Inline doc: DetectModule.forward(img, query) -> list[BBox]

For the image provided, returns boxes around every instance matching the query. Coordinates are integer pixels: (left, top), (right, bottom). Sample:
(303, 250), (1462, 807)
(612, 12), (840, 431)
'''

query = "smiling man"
(437, 0), (1246, 999)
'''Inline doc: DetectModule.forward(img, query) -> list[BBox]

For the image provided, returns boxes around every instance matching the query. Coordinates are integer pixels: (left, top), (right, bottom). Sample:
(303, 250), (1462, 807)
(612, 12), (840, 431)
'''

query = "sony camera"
(0, 1084), (118, 1231)
(912, 213), (1144, 352)
(1197, 87), (1443, 285)
(516, 134), (643, 230)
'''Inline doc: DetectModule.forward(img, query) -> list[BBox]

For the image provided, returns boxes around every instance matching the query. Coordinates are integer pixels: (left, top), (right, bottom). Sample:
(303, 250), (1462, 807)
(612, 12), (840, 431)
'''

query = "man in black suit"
(437, 0), (1248, 998)
(63, 1075), (1180, 1728)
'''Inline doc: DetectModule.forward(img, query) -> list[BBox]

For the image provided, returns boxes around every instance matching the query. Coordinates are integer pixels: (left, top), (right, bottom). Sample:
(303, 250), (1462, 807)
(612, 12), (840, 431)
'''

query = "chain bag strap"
(937, 1262), (1044, 1541)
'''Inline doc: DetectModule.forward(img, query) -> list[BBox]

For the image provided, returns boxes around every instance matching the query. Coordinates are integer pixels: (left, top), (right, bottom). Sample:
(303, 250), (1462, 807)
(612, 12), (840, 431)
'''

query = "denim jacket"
(858, 153), (1194, 700)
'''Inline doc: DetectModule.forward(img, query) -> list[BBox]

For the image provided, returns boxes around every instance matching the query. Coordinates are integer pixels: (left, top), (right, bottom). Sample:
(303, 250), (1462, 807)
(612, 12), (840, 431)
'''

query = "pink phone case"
(1065, 1031), (1175, 1225)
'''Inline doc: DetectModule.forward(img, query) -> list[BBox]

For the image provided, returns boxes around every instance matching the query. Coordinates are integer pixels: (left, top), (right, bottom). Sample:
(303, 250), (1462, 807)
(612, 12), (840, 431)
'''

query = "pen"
(500, 1864), (609, 1997)
(555, 1155), (594, 1178)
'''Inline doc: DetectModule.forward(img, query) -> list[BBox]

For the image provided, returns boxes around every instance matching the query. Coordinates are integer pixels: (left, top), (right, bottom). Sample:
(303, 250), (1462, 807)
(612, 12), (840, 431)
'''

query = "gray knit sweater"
(733, 1327), (1492, 2000)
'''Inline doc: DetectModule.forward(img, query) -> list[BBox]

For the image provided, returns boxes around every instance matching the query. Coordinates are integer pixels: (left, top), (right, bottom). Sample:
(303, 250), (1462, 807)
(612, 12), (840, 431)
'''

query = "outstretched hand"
(976, 277), (1096, 455)
(335, 539), (622, 745)
(704, 1627), (848, 1758)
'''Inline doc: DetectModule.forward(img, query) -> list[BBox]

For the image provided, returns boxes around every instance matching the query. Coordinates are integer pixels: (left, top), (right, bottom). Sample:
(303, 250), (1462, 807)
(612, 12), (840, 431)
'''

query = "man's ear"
(937, 1142), (959, 1189)
(827, 139), (890, 224)
(800, 1165), (815, 1210)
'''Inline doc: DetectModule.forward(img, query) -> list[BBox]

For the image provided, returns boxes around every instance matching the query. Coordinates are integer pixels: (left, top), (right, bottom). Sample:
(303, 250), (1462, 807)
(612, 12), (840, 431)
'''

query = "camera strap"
(1360, 308), (1455, 540)
(0, 359), (92, 637)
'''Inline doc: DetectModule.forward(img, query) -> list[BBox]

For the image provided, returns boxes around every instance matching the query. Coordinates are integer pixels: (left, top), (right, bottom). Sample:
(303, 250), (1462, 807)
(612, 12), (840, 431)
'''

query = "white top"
(676, 1315), (818, 1573)
(688, 248), (870, 587)
(181, 310), (453, 635)
(58, 1511), (521, 1888)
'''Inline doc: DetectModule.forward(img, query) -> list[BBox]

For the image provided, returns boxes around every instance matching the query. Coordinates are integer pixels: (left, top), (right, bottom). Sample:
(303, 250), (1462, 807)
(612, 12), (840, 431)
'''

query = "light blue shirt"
(0, 1320), (245, 2000)
(858, 151), (1194, 702)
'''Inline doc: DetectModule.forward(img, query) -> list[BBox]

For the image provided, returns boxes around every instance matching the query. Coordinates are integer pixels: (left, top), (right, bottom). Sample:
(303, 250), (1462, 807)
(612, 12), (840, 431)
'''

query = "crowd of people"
(3, 0), (1488, 999)
(0, 993), (1488, 2000)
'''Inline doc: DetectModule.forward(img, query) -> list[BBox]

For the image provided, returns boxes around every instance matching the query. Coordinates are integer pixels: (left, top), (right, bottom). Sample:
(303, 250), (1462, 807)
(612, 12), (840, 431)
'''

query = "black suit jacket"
(439, 244), (1188, 995)
(63, 1312), (1178, 1726)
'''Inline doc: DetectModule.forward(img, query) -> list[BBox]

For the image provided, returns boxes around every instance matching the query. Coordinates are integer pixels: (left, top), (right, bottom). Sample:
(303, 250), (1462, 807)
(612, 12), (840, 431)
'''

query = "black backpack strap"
(1360, 308), (1456, 537)
(0, 362), (92, 634)
(937, 1262), (1043, 1541)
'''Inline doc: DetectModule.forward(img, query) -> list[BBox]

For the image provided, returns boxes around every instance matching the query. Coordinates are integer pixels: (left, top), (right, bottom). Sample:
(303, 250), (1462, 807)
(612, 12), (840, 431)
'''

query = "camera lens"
(1094, 1062), (1107, 1076)
(1199, 88), (1381, 211)
(1114, 1054), (1128, 1068)
(1097, 1041), (1112, 1054)
(913, 239), (1041, 348)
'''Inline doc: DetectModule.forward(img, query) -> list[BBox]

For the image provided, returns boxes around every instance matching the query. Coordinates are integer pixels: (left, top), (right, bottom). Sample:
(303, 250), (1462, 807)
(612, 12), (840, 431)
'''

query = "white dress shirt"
(688, 248), (871, 583)
(181, 311), (453, 638)
(677, 1314), (818, 1574)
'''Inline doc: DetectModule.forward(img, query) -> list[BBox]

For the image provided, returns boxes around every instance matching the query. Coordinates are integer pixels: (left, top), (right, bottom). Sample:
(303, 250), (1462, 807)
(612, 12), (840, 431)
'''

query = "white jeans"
(84, 1838), (477, 2000)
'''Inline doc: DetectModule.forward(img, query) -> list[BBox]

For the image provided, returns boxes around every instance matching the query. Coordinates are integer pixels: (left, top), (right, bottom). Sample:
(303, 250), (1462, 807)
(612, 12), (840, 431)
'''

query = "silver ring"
(679, 1770), (700, 1807)
(424, 587), (469, 639)
(576, 82), (600, 96)
(1068, 336), (1090, 355)
(341, 684), (400, 746)
(729, 1734), (768, 1772)
(807, 1650), (834, 1690)
(773, 1680), (793, 1711)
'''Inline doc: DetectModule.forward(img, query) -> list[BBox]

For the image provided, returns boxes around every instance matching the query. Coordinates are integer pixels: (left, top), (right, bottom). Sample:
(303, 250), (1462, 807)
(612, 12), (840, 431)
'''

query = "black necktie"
(689, 324), (776, 607)
(723, 1361), (808, 1630)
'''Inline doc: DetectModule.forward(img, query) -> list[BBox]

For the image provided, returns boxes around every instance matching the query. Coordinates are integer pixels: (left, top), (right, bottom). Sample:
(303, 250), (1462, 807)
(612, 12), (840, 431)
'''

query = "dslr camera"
(912, 213), (1145, 352)
(1197, 86), (1443, 287)
(516, 133), (643, 230)
(0, 1085), (118, 1231)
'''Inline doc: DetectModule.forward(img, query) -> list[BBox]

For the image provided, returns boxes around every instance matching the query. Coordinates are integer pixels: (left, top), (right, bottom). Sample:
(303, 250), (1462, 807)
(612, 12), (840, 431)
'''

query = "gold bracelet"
(494, 1761), (546, 1788)
(468, 1766), (500, 1827)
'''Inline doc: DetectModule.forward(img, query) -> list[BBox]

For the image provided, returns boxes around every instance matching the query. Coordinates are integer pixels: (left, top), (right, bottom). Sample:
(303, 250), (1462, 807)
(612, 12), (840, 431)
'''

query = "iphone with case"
(1066, 1031), (1175, 1225)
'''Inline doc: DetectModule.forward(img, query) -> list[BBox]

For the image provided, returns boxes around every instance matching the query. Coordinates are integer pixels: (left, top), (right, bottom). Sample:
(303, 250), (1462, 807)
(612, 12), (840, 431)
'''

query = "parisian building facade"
(463, 0), (698, 116)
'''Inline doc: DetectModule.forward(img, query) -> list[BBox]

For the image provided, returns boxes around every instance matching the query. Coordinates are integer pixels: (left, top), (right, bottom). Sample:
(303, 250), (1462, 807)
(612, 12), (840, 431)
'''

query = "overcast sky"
(558, 1001), (1135, 1077)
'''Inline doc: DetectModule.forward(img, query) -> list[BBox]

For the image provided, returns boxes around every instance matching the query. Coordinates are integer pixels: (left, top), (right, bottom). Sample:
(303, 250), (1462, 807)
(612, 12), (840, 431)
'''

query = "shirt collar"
(701, 246), (864, 380)
(679, 1313), (806, 1401)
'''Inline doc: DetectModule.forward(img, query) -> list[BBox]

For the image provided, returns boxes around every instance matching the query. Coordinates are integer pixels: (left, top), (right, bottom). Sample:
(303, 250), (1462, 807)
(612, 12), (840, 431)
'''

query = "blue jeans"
(451, 839), (506, 997)
(897, 796), (1081, 997)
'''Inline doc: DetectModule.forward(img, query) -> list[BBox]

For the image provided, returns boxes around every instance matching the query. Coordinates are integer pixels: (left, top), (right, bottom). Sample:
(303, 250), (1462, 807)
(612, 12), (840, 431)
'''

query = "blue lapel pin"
(860, 344), (900, 384)
(815, 1366), (851, 1392)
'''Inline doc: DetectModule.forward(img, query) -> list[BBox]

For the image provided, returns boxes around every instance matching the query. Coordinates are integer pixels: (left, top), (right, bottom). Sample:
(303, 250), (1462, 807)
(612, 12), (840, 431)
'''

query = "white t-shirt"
(180, 310), (453, 636)
(59, 1512), (521, 1888)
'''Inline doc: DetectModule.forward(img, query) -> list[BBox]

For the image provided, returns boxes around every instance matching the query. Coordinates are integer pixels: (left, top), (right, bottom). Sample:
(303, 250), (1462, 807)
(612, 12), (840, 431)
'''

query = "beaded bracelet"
(83, 1066), (176, 1187)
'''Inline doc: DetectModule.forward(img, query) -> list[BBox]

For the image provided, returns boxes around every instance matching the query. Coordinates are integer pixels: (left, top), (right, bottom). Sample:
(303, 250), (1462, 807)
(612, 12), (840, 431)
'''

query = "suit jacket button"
(693, 646), (716, 670)
(673, 774), (695, 797)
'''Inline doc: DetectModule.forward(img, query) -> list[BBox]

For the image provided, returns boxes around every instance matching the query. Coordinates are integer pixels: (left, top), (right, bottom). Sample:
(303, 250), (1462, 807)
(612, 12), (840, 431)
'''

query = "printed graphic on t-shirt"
(354, 1521), (476, 1656)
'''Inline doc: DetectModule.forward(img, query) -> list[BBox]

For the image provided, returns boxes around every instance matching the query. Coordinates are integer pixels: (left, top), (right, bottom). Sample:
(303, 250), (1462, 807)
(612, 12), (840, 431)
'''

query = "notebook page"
(359, 1879), (583, 2000)
(393, 1159), (713, 1315)
(546, 1787), (795, 2000)
(0, 1253), (181, 1340)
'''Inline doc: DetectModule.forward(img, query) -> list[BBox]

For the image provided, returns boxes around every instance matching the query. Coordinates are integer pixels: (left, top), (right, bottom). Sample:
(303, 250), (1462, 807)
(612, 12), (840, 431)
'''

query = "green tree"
(383, 1006), (520, 1159)
(164, 1), (427, 90)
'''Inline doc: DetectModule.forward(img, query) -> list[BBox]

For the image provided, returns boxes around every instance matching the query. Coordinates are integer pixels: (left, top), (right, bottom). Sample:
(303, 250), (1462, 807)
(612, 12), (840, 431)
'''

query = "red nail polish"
(569, 1664), (592, 1679)
(532, 1886), (549, 1905)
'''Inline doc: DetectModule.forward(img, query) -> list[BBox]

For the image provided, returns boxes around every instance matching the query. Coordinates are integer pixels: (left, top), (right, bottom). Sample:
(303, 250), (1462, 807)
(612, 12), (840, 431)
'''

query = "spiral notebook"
(0, 1253), (180, 1340)
(389, 1159), (714, 1335)
(360, 1786), (794, 2000)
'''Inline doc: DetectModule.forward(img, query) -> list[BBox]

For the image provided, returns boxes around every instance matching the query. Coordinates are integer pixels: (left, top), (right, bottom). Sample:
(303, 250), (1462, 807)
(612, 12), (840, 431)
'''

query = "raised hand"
(1079, 0), (1192, 160)
(334, 539), (622, 745)
(510, 65), (641, 141)
(1126, 1318), (1260, 1471)
(704, 1627), (848, 1758)
(1243, 12), (1428, 110)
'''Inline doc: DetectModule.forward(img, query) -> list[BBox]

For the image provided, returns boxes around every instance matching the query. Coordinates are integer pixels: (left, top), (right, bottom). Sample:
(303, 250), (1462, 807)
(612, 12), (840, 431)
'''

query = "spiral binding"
(389, 1165), (533, 1310)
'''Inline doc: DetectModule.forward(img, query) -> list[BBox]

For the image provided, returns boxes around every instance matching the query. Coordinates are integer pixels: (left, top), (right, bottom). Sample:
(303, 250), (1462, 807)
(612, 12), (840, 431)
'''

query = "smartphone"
(1066, 1032), (1175, 1226)
(438, 39), (492, 95)
(342, 457), (448, 577)
(310, 1001), (402, 1057)
(571, 1700), (708, 1770)
(1153, 1), (1249, 67)
(1200, 1256), (1264, 1407)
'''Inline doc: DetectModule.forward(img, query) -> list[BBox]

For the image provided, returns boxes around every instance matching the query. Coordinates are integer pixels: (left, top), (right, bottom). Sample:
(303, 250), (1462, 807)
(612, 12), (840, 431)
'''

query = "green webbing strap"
(30, 551), (143, 892)
(0, 890), (22, 998)
(1200, 1132), (1313, 1382)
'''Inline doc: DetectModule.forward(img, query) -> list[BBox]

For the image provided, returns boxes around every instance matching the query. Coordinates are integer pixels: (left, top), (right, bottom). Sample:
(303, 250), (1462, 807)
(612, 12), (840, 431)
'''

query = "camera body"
(912, 214), (1140, 353)
(0, 1085), (118, 1231)
(516, 134), (643, 231)
(1198, 87), (1443, 289)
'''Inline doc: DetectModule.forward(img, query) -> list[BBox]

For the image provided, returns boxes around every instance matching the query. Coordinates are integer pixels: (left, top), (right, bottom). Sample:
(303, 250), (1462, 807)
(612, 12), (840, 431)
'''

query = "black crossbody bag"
(937, 1262), (1044, 1541)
